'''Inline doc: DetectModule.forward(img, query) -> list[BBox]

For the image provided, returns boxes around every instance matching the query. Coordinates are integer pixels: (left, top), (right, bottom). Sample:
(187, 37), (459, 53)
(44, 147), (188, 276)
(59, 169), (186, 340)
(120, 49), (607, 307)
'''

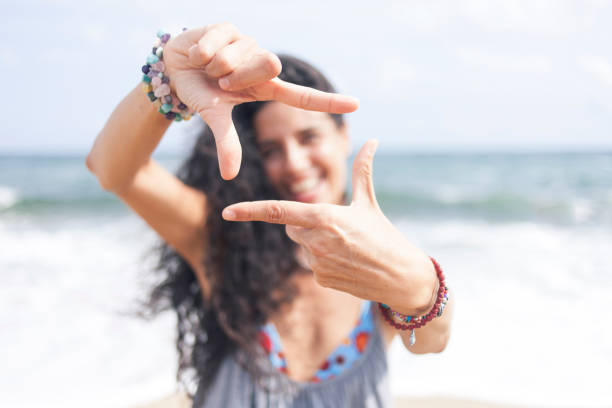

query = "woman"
(87, 23), (453, 407)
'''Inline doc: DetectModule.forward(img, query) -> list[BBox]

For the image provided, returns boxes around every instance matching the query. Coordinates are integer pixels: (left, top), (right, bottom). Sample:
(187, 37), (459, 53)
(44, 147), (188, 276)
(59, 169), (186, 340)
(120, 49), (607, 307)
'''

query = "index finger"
(255, 78), (360, 114)
(222, 200), (323, 227)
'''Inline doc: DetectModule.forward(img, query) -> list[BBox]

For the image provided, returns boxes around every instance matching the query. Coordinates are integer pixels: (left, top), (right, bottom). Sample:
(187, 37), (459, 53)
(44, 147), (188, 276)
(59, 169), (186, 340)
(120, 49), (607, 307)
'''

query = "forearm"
(86, 84), (173, 192)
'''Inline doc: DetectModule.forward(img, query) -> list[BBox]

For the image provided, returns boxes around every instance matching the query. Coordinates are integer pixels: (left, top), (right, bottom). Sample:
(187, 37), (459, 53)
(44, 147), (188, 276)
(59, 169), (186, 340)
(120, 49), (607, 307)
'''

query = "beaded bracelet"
(141, 29), (193, 122)
(378, 256), (448, 346)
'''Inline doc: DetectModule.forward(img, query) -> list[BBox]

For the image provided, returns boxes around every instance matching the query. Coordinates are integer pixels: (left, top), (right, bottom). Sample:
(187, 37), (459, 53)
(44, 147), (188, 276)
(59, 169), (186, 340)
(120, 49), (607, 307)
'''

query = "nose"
(284, 141), (310, 176)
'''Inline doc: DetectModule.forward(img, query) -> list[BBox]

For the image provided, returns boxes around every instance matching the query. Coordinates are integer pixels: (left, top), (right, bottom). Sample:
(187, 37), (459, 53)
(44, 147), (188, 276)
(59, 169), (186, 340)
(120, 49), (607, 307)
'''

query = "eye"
(300, 130), (320, 144)
(260, 146), (281, 160)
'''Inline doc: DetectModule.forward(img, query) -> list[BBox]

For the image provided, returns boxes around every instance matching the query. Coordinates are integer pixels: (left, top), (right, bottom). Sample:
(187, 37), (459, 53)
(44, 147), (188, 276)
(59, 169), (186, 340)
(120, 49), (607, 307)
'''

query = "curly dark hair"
(144, 55), (345, 399)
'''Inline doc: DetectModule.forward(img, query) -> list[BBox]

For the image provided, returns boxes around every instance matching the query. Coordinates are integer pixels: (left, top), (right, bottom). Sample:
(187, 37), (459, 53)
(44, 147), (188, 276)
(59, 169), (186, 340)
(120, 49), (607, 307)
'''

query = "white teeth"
(289, 178), (318, 194)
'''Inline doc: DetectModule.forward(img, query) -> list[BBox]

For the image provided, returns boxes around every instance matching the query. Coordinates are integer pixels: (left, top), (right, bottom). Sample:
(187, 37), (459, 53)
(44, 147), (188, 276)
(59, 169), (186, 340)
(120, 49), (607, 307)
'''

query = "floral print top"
(258, 301), (374, 382)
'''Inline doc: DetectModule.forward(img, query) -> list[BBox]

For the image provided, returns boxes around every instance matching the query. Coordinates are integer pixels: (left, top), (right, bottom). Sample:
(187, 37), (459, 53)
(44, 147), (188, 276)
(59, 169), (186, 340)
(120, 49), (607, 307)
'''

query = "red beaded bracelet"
(378, 256), (448, 346)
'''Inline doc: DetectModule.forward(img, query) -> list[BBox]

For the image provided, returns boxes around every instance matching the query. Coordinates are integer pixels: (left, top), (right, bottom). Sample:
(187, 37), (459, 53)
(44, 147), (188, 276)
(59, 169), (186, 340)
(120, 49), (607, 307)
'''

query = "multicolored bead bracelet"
(141, 29), (193, 121)
(378, 256), (448, 346)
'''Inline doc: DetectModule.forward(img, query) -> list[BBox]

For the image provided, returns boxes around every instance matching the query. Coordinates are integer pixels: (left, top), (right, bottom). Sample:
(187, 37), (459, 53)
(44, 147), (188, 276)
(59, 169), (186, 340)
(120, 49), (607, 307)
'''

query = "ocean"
(1, 152), (611, 407)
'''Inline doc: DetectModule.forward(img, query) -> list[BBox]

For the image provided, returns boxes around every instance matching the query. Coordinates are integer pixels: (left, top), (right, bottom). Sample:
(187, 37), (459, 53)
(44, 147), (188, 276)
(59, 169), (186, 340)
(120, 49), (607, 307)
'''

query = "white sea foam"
(0, 215), (177, 408)
(572, 197), (594, 223)
(389, 218), (612, 407)
(432, 184), (472, 204)
(0, 185), (19, 209)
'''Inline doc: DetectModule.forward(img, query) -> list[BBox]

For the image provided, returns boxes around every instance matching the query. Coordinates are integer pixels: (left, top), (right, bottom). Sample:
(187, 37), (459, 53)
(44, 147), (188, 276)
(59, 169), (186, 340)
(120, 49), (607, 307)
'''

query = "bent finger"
(218, 51), (282, 91)
(188, 23), (241, 67)
(206, 37), (257, 78)
(166, 26), (208, 53)
(254, 78), (360, 113)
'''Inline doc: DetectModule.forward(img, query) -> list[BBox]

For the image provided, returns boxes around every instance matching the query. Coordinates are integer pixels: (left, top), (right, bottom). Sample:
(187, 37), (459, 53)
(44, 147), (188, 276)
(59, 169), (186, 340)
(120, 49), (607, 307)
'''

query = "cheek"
(263, 158), (284, 184)
(316, 138), (337, 157)
(313, 143), (347, 180)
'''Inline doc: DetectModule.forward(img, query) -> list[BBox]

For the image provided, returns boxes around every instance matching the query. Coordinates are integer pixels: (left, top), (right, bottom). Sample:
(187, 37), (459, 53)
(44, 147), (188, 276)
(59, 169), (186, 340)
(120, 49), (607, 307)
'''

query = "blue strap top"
(258, 301), (375, 382)
(193, 300), (391, 407)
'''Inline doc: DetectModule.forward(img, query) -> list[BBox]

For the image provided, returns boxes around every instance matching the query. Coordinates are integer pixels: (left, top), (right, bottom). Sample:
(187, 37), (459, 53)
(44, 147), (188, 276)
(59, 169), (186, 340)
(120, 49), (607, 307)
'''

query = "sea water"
(1, 152), (611, 407)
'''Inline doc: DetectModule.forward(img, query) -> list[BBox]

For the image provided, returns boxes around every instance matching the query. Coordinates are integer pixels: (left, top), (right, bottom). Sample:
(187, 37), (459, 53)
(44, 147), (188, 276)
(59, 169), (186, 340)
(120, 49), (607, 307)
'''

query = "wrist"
(383, 250), (438, 316)
(378, 256), (449, 346)
(135, 84), (174, 127)
(140, 29), (193, 122)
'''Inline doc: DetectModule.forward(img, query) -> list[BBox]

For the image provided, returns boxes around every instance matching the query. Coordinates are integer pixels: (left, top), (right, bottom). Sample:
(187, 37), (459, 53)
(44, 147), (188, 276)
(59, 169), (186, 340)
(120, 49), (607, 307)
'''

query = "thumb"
(351, 139), (379, 208)
(200, 104), (242, 180)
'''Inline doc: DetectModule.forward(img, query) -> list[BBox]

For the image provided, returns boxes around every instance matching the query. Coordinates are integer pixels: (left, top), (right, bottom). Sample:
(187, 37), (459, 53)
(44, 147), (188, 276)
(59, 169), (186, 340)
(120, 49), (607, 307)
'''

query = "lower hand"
(222, 140), (437, 315)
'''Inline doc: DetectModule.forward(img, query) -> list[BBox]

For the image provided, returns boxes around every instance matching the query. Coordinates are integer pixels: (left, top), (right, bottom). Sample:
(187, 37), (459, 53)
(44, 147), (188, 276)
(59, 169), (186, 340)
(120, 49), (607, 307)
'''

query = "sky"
(1, 0), (611, 154)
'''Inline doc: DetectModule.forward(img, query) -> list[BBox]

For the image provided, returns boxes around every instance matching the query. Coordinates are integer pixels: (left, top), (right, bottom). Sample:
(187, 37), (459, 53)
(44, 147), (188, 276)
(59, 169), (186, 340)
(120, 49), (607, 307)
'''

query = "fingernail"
(222, 209), (236, 220)
(218, 77), (230, 90)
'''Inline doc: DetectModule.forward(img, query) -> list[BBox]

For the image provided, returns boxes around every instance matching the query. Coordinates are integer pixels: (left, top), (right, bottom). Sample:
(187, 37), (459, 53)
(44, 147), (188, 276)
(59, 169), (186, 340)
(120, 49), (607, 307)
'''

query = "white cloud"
(456, 47), (552, 74)
(79, 23), (106, 46)
(580, 56), (612, 86)
(376, 58), (417, 96)
(385, 0), (611, 36)
(459, 0), (578, 36)
(383, 2), (451, 33)
(0, 47), (19, 66)
(38, 47), (72, 63)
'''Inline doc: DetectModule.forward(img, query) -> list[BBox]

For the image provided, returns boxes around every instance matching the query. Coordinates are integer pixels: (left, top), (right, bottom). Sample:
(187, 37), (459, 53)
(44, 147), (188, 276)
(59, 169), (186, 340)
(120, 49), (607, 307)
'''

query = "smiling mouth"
(287, 177), (324, 202)
(289, 177), (319, 194)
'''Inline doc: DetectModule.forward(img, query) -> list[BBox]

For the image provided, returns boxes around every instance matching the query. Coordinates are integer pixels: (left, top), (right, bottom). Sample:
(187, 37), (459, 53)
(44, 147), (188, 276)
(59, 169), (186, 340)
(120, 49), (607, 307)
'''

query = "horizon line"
(1, 147), (611, 157)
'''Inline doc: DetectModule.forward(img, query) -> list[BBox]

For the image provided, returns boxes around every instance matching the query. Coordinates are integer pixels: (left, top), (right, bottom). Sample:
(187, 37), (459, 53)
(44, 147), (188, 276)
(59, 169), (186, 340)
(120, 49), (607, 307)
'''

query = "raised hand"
(221, 140), (438, 316)
(162, 23), (360, 180)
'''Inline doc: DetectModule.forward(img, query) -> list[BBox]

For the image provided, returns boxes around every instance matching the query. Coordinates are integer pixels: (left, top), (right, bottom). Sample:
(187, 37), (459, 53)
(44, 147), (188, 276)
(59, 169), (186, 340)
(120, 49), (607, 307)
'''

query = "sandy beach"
(136, 392), (524, 408)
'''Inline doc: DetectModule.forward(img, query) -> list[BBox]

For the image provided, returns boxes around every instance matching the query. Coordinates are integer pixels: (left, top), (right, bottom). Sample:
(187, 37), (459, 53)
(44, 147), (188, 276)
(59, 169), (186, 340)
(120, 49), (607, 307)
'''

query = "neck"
(271, 270), (362, 327)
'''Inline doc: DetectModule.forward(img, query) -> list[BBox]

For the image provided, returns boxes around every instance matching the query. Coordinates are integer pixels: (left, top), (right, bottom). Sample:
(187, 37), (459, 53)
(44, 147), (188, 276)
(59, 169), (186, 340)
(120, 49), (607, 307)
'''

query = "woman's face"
(254, 102), (350, 205)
